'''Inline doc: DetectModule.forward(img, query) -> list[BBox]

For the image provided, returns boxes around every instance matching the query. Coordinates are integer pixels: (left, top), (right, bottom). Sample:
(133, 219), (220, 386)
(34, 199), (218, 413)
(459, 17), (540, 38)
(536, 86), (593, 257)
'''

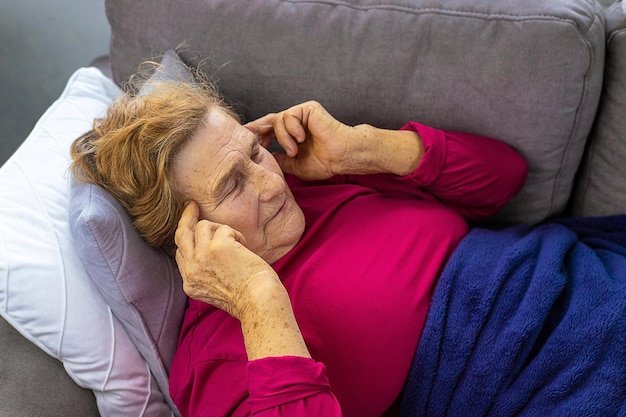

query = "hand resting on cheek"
(174, 200), (311, 361)
(174, 200), (277, 320)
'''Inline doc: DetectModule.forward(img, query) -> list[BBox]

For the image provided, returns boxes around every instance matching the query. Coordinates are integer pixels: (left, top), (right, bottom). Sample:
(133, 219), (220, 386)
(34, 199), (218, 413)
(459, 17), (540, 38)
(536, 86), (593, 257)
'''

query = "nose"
(251, 164), (285, 203)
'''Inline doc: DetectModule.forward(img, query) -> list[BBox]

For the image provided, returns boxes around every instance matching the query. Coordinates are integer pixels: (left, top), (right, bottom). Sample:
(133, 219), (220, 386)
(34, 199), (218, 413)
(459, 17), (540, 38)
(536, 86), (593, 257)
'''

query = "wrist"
(349, 124), (423, 176)
(233, 272), (285, 321)
(238, 280), (311, 360)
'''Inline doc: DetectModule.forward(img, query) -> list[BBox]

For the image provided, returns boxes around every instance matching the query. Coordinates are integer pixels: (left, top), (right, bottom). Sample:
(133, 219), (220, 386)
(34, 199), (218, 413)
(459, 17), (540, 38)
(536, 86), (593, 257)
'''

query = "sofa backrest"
(106, 0), (606, 225)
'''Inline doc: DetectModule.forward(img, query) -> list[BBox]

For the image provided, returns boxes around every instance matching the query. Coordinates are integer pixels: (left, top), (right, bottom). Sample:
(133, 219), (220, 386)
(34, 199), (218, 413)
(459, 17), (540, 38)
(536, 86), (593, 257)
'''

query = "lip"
(269, 199), (287, 222)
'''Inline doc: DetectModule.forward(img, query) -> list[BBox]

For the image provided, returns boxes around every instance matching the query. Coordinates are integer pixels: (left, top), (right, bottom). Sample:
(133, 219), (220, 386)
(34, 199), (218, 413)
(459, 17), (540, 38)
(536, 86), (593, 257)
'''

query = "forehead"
(186, 108), (250, 162)
(171, 108), (252, 192)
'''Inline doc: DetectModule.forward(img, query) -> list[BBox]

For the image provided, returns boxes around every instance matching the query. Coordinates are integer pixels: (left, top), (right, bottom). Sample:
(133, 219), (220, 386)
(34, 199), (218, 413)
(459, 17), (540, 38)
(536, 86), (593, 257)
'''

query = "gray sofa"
(1, 0), (625, 416)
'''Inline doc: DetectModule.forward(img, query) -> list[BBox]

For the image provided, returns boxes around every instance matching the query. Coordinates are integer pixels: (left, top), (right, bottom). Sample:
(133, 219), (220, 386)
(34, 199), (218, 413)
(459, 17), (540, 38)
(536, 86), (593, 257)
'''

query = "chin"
(263, 209), (305, 264)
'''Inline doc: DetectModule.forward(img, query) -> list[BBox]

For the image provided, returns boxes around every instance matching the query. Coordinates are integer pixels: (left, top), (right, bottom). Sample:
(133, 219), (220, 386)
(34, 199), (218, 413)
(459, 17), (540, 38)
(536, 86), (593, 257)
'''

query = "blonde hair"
(70, 61), (234, 249)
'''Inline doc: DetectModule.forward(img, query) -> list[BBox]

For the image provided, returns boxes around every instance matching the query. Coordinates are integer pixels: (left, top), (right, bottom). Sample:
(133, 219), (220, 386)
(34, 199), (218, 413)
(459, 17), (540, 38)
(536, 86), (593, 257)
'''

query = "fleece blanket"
(400, 215), (626, 417)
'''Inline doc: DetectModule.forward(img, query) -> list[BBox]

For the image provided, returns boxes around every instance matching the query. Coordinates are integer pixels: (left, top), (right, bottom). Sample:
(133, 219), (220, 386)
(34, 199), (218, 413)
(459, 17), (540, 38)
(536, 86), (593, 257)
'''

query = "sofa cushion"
(0, 315), (99, 417)
(571, 2), (626, 216)
(105, 0), (605, 225)
(0, 67), (174, 417)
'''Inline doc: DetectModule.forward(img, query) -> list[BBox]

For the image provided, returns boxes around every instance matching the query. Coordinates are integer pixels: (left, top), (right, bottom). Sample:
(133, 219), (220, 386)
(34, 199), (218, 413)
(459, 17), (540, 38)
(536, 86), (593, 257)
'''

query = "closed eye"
(251, 149), (262, 163)
(225, 173), (244, 198)
(215, 136), (261, 204)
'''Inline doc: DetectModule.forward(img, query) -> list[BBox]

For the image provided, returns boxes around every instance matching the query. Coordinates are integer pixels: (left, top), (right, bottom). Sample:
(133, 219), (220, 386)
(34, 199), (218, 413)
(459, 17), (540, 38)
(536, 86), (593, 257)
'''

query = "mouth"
(269, 199), (287, 222)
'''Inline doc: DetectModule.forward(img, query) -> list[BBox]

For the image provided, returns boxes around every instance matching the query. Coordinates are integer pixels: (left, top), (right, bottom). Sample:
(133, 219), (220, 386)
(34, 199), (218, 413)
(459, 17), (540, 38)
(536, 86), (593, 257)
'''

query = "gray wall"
(0, 0), (111, 166)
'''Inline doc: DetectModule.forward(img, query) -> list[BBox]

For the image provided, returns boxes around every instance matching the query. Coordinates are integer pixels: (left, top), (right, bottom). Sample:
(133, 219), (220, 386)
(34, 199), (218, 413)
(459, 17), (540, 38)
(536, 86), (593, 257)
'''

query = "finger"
(245, 117), (279, 149)
(284, 112), (307, 143)
(213, 224), (248, 247)
(244, 113), (276, 135)
(174, 247), (186, 274)
(194, 219), (220, 250)
(175, 201), (200, 252)
(273, 116), (299, 157)
(247, 129), (275, 149)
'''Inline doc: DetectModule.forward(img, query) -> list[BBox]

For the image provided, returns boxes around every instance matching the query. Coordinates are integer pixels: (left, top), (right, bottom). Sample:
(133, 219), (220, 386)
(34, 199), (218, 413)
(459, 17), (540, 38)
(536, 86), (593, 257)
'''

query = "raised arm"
(352, 122), (528, 221)
(245, 102), (527, 222)
(244, 101), (424, 180)
(392, 122), (528, 221)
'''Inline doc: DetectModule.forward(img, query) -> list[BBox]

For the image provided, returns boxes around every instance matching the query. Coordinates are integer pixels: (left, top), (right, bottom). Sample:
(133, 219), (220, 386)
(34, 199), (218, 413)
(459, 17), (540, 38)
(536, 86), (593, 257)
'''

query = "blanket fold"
(400, 215), (626, 417)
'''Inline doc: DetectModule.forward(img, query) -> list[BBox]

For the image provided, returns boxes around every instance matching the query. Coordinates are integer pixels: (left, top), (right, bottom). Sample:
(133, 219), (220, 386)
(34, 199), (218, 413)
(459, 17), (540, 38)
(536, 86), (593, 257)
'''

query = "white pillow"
(0, 67), (174, 417)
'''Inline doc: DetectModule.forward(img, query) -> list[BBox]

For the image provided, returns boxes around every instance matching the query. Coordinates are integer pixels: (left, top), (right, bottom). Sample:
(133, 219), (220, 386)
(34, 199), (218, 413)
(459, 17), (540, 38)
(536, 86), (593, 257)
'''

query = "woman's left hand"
(245, 101), (424, 180)
(244, 101), (359, 181)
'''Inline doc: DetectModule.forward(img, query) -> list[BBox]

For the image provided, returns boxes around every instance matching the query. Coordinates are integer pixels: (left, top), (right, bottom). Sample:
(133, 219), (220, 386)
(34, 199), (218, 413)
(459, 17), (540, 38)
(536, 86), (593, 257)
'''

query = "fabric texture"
(105, 0), (605, 225)
(69, 182), (186, 416)
(169, 124), (527, 417)
(69, 49), (190, 416)
(571, 2), (626, 217)
(0, 67), (174, 417)
(400, 215), (626, 417)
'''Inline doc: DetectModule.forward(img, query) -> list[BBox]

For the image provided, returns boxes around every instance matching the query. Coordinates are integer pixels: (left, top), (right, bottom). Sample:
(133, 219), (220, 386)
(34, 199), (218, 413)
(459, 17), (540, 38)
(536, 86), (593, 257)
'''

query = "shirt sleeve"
(171, 354), (343, 417)
(247, 356), (343, 416)
(341, 122), (528, 222)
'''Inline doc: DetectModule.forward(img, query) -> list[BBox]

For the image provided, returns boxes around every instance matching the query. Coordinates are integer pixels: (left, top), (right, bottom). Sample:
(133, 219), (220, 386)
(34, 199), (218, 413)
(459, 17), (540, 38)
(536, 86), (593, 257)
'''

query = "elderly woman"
(70, 68), (527, 417)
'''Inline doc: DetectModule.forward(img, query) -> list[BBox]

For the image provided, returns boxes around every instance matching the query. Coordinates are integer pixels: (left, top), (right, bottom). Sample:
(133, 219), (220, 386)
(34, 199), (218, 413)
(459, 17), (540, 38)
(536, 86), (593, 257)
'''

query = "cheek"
(209, 198), (259, 234)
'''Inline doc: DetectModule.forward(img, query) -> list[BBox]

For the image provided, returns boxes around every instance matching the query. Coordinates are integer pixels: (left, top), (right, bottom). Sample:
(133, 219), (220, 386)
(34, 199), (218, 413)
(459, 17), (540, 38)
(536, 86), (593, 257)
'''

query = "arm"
(175, 201), (309, 360)
(244, 101), (424, 179)
(245, 102), (527, 221)
(173, 202), (343, 415)
(348, 122), (529, 221)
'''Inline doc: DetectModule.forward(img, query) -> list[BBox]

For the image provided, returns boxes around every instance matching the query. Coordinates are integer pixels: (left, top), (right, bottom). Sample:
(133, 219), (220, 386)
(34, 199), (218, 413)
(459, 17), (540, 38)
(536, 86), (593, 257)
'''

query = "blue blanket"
(400, 215), (626, 417)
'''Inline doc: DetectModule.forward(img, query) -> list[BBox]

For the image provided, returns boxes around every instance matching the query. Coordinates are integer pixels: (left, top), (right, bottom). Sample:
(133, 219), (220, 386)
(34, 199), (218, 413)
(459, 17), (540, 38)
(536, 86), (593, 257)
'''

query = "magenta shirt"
(169, 122), (528, 417)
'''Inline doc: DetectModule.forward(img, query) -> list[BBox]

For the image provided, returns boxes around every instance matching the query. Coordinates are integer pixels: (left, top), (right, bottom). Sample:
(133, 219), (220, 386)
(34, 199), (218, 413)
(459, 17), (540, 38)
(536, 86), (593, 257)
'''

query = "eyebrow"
(250, 137), (261, 157)
(212, 137), (260, 199)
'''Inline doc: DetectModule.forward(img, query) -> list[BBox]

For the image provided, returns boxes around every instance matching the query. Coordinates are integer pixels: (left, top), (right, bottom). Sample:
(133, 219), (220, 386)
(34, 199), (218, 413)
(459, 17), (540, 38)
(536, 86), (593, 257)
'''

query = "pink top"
(169, 122), (528, 417)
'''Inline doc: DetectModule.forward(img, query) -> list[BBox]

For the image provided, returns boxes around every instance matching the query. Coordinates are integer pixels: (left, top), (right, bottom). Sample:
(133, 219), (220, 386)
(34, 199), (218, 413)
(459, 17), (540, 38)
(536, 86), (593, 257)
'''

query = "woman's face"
(171, 107), (305, 263)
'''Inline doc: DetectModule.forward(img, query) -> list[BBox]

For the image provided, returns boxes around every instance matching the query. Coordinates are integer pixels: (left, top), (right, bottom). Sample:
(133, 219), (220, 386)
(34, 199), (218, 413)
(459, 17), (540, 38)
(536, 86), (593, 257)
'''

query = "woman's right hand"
(175, 201), (311, 360)
(174, 201), (281, 321)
